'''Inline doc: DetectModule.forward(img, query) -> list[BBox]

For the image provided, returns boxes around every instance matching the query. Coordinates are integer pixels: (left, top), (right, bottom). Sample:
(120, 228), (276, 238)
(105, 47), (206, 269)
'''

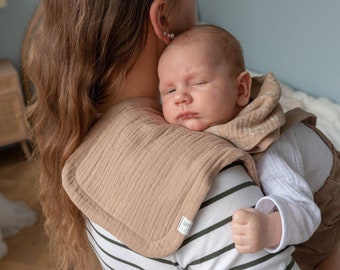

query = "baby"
(158, 24), (339, 270)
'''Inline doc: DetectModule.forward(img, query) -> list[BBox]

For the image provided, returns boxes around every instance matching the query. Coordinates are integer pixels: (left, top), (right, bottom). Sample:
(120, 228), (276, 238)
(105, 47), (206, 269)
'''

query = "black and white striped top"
(86, 165), (299, 270)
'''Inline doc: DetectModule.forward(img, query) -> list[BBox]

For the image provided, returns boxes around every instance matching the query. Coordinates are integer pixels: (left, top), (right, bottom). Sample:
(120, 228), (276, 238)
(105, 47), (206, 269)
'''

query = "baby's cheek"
(162, 105), (175, 124)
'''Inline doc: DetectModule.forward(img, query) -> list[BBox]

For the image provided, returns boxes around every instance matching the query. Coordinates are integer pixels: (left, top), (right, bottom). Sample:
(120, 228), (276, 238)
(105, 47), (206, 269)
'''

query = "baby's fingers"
(231, 208), (250, 234)
(233, 233), (260, 253)
(232, 208), (255, 224)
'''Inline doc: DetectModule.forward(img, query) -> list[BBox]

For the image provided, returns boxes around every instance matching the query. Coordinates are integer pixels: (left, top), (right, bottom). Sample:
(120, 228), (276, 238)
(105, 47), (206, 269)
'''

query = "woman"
(22, 1), (299, 269)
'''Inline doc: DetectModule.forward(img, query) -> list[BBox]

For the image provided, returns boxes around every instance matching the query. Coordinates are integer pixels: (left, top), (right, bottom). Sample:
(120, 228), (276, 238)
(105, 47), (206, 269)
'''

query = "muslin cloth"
(62, 97), (258, 257)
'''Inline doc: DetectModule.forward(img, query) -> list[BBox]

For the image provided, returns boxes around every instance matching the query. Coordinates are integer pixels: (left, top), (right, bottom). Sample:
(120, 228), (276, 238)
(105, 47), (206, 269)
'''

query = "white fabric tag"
(177, 216), (193, 236)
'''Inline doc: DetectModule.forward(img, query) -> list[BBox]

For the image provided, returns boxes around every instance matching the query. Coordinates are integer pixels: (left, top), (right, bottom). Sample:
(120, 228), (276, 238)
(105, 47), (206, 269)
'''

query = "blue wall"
(0, 0), (40, 70)
(198, 0), (340, 104)
(1, 0), (339, 104)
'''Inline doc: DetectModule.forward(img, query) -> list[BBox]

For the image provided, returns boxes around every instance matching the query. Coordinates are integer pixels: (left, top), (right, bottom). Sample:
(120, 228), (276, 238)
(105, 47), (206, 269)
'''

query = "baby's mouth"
(177, 111), (199, 120)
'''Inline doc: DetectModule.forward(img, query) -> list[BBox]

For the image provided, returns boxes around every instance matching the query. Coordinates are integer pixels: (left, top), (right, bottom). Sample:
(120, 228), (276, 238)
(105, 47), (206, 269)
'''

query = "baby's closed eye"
(191, 81), (208, 87)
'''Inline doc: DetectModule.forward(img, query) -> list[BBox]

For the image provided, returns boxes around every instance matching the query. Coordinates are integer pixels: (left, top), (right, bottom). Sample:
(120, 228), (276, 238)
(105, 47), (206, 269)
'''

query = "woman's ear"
(149, 0), (172, 44)
(236, 71), (252, 107)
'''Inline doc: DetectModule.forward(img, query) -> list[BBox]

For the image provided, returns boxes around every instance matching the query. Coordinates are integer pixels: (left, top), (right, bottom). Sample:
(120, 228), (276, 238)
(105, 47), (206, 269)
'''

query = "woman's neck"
(115, 23), (165, 104)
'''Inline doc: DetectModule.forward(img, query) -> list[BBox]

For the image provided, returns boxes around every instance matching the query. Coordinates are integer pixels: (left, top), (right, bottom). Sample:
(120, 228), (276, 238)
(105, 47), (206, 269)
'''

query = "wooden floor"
(0, 144), (57, 270)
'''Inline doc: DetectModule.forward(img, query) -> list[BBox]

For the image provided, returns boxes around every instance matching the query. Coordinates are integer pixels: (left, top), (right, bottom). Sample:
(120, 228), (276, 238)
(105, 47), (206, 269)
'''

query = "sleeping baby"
(158, 24), (340, 270)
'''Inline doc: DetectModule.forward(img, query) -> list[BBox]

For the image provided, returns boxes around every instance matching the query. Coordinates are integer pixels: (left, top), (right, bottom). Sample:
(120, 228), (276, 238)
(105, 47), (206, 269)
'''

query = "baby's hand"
(231, 208), (281, 253)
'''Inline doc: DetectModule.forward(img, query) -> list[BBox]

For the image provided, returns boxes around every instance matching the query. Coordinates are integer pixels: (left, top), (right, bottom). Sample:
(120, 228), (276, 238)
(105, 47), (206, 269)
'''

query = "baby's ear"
(236, 71), (252, 107)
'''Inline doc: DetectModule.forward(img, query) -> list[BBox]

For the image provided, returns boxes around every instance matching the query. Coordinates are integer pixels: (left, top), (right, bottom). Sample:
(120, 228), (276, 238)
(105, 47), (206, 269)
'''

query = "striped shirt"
(86, 165), (299, 270)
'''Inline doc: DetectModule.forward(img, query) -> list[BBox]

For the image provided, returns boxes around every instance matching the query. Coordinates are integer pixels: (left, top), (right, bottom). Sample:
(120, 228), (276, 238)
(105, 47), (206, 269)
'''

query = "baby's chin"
(181, 122), (209, 132)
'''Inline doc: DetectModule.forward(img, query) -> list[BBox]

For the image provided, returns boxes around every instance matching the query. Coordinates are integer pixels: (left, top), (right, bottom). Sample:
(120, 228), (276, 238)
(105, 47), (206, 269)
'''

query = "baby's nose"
(174, 91), (192, 104)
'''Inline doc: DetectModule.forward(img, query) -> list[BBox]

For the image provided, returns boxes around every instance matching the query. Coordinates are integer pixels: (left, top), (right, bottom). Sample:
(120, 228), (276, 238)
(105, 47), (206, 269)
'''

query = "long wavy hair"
(21, 0), (175, 268)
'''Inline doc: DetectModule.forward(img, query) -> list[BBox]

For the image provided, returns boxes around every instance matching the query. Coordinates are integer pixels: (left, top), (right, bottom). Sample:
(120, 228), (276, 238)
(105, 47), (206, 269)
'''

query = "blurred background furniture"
(0, 59), (30, 158)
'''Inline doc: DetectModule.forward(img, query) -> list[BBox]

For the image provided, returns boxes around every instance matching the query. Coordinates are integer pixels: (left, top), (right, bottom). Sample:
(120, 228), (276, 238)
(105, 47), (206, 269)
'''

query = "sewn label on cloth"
(177, 216), (193, 235)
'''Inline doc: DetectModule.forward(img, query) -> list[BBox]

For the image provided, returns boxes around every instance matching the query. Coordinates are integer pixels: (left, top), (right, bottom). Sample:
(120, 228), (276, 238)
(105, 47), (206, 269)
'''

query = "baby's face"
(158, 42), (241, 131)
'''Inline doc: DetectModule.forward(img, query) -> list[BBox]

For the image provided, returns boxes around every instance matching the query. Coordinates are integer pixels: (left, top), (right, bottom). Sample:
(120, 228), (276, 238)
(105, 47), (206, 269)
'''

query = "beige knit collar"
(205, 72), (286, 154)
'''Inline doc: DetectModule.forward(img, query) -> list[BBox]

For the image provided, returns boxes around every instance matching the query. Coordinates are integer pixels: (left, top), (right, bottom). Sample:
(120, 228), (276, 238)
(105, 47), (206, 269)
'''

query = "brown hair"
(21, 0), (176, 268)
(167, 24), (245, 77)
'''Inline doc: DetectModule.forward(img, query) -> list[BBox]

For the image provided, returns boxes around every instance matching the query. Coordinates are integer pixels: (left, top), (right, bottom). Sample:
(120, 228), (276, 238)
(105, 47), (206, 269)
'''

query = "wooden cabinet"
(0, 59), (30, 157)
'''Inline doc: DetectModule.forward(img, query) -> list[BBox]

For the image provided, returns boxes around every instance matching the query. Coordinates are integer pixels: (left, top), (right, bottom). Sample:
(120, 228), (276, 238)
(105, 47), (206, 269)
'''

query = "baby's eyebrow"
(159, 80), (172, 88)
(183, 67), (209, 79)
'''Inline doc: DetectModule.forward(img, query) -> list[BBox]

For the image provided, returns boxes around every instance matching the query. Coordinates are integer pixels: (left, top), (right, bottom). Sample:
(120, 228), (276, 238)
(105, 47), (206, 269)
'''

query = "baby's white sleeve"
(255, 132), (321, 253)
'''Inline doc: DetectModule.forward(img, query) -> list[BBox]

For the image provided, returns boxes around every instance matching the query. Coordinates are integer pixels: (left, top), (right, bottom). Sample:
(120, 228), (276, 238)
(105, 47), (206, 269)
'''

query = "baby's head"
(158, 24), (251, 131)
